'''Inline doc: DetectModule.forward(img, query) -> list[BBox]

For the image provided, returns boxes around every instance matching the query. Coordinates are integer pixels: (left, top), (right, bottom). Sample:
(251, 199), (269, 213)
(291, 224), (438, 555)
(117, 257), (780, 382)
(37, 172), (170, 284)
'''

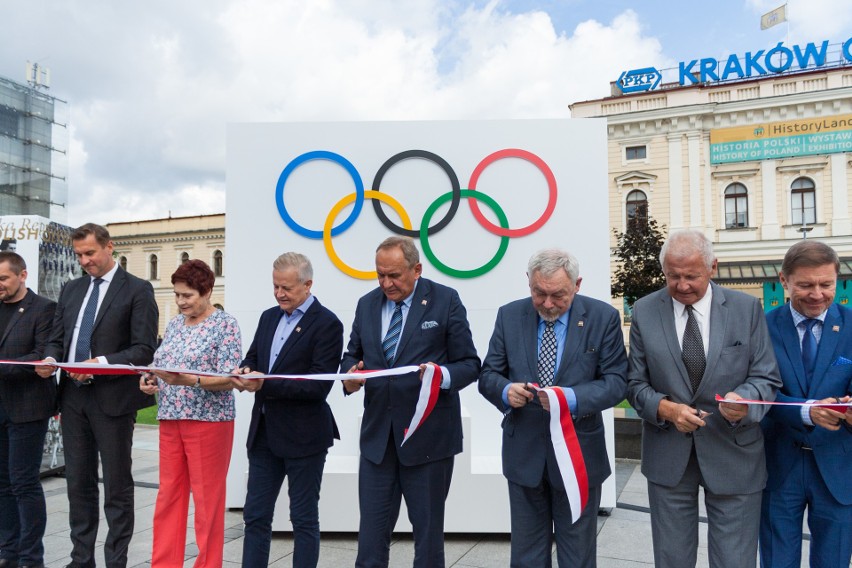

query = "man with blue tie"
(232, 252), (343, 568)
(760, 240), (852, 567)
(341, 236), (480, 568)
(479, 249), (628, 567)
(36, 223), (158, 568)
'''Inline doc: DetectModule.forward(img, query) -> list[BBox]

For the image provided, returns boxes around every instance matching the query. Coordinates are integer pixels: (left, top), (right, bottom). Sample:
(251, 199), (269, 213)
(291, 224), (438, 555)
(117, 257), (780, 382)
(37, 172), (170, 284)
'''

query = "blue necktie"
(75, 278), (104, 363)
(382, 302), (404, 366)
(801, 318), (819, 383)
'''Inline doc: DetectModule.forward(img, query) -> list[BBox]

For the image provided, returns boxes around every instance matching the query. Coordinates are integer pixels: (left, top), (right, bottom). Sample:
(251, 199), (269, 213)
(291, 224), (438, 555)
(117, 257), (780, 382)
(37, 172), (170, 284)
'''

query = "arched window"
(724, 183), (748, 228)
(119, 256), (127, 271)
(149, 254), (159, 281)
(791, 177), (816, 225)
(213, 250), (223, 277)
(180, 252), (189, 264)
(626, 190), (648, 228)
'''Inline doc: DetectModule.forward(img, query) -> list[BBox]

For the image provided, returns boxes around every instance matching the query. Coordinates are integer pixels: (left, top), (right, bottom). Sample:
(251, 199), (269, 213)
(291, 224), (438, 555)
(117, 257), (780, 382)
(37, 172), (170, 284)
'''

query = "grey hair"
(659, 229), (715, 270)
(527, 249), (580, 282)
(376, 236), (420, 267)
(272, 252), (313, 282)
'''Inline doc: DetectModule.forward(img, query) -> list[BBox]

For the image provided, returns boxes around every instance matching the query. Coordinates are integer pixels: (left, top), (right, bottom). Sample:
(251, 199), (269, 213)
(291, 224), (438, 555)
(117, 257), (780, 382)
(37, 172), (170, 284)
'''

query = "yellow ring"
(324, 190), (413, 279)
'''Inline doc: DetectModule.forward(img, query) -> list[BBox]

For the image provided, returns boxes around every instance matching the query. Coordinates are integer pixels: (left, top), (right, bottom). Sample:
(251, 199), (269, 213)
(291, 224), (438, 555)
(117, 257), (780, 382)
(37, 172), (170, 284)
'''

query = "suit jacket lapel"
(555, 297), (586, 383)
(776, 305), (808, 394)
(93, 268), (126, 330)
(696, 284), (727, 399)
(271, 300), (319, 372)
(810, 304), (842, 395)
(658, 291), (691, 391)
(523, 301), (539, 381)
(395, 279), (429, 360)
(0, 289), (33, 347)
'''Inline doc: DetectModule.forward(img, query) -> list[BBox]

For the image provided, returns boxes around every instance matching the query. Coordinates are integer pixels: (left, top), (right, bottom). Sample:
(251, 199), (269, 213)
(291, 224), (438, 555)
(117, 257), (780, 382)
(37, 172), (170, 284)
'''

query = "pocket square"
(421, 320), (439, 330)
(831, 356), (852, 366)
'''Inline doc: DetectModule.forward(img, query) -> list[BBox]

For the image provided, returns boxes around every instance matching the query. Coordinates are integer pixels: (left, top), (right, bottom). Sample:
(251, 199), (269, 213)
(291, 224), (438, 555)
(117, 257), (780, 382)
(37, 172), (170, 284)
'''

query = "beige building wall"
(107, 214), (226, 338)
(573, 66), (852, 320)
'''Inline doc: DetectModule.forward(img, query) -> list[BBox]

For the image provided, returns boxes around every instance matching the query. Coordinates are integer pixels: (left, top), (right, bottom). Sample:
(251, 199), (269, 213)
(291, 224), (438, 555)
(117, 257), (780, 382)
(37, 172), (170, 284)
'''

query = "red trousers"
(151, 420), (234, 568)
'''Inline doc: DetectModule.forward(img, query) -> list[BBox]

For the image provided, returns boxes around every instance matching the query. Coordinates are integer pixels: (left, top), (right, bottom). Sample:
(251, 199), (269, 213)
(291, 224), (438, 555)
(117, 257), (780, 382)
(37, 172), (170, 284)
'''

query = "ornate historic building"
(571, 50), (852, 318)
(107, 214), (225, 337)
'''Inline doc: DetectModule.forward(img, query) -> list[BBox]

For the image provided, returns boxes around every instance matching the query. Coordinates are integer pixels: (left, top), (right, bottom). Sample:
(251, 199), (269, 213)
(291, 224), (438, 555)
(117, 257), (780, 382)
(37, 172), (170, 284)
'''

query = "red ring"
(467, 149), (557, 237)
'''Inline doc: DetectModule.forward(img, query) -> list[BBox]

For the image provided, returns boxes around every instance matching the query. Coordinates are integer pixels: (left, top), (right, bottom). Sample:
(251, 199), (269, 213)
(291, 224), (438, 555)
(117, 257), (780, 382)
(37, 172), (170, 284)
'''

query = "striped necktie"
(382, 301), (404, 366)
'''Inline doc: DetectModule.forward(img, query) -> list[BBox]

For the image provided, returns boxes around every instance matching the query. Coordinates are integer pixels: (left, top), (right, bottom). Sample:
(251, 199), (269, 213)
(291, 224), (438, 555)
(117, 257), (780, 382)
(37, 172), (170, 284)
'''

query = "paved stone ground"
(37, 425), (834, 567)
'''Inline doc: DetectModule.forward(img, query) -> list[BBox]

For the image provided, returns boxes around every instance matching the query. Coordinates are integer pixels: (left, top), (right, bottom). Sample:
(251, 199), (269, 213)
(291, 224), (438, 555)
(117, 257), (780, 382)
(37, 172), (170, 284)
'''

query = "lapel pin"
(421, 300), (427, 305)
(18, 308), (24, 313)
(833, 325), (840, 332)
(577, 321), (584, 327)
(296, 327), (301, 333)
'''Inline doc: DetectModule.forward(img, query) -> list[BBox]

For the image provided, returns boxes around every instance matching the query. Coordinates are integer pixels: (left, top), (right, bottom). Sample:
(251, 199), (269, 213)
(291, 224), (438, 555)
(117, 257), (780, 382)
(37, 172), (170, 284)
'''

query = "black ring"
(371, 150), (461, 237)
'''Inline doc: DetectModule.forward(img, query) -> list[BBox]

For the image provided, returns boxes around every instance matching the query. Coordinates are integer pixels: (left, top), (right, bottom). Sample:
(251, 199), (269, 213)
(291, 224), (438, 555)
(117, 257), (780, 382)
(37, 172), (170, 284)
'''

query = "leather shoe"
(0, 559), (18, 568)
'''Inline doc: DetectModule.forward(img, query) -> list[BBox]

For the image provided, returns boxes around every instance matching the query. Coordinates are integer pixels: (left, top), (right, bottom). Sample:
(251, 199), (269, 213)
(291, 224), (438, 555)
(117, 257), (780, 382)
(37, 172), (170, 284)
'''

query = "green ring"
(420, 189), (510, 278)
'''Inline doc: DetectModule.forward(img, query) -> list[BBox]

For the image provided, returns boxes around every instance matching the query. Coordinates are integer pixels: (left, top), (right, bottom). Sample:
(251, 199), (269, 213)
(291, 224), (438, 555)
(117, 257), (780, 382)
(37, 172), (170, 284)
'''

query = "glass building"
(0, 72), (68, 223)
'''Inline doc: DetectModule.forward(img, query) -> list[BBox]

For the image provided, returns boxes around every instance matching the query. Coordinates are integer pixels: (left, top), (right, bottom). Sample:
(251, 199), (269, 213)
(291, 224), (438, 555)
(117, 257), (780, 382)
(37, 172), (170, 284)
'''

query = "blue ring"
(275, 151), (364, 239)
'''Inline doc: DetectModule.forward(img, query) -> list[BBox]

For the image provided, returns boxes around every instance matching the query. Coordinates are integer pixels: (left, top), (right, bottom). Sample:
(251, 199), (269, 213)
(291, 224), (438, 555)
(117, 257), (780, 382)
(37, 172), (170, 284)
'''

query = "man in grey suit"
(627, 229), (781, 568)
(479, 249), (628, 567)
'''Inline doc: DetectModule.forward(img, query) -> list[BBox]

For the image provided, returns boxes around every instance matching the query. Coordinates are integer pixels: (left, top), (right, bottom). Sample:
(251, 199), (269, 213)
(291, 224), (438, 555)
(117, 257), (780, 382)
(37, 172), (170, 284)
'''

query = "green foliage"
(611, 217), (667, 304)
(136, 404), (159, 426)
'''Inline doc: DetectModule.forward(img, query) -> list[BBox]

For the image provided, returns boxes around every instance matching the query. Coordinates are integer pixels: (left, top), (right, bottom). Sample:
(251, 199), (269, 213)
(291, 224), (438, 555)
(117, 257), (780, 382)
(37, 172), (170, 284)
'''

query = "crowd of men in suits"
(0, 223), (849, 568)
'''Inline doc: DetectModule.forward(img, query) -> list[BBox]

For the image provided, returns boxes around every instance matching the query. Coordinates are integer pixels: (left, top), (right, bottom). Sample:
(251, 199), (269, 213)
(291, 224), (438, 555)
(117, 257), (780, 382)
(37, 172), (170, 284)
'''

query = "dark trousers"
(0, 404), (49, 566)
(355, 439), (454, 568)
(508, 478), (601, 568)
(242, 422), (327, 568)
(760, 449), (852, 568)
(61, 385), (136, 568)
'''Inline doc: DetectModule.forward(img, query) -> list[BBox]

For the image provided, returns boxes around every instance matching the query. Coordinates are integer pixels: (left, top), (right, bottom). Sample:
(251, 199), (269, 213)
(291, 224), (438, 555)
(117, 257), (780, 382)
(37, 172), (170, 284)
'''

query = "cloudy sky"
(3, 0), (849, 226)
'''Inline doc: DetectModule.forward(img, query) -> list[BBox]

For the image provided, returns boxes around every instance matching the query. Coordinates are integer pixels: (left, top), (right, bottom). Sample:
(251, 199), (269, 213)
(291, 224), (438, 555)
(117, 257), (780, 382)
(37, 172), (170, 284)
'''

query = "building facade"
(0, 73), (68, 223)
(571, 41), (852, 318)
(107, 214), (225, 337)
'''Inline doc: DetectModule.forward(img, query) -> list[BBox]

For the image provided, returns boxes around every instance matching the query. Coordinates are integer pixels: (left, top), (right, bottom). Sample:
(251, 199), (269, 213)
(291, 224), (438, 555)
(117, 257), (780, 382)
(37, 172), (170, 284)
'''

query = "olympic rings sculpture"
(275, 148), (557, 279)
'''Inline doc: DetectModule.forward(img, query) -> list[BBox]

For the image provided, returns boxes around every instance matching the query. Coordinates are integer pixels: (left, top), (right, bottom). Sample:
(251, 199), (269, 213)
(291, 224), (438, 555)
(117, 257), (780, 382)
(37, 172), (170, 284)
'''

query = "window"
(724, 183), (748, 228)
(119, 256), (127, 271)
(625, 145), (647, 160)
(791, 177), (816, 225)
(149, 254), (158, 281)
(180, 252), (189, 264)
(213, 250), (223, 277)
(626, 190), (648, 228)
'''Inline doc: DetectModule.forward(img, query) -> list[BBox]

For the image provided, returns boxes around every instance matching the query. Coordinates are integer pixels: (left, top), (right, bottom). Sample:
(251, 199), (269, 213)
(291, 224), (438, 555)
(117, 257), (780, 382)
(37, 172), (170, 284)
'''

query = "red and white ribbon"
(401, 363), (441, 446)
(1, 360), (421, 381)
(536, 386), (589, 524)
(714, 394), (852, 414)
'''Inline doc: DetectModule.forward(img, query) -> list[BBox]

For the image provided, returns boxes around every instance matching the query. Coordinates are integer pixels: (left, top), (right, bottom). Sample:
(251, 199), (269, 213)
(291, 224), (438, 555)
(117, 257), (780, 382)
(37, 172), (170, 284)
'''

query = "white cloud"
(3, 0), (668, 226)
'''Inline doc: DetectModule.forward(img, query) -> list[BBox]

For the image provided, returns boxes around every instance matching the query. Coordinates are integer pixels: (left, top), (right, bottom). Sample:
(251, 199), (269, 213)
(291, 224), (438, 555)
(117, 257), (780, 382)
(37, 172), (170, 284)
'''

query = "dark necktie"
(538, 321), (557, 387)
(75, 277), (104, 363)
(801, 318), (819, 383)
(382, 301), (404, 366)
(682, 305), (706, 393)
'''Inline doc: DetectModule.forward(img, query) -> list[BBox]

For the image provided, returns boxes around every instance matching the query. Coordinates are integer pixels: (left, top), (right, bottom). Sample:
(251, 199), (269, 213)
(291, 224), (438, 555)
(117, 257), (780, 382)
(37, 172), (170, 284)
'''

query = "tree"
(611, 217), (666, 306)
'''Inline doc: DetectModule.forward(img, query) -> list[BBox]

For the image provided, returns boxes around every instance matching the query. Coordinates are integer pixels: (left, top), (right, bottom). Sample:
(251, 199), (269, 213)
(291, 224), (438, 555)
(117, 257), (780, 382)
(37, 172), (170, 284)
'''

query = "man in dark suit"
(341, 236), (480, 568)
(479, 249), (628, 567)
(0, 252), (56, 568)
(231, 252), (343, 568)
(627, 229), (781, 568)
(35, 223), (158, 568)
(759, 240), (852, 567)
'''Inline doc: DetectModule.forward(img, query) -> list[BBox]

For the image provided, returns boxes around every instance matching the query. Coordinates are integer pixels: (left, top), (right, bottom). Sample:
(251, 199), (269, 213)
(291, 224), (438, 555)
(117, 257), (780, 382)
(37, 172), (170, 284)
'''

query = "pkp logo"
(618, 67), (662, 93)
